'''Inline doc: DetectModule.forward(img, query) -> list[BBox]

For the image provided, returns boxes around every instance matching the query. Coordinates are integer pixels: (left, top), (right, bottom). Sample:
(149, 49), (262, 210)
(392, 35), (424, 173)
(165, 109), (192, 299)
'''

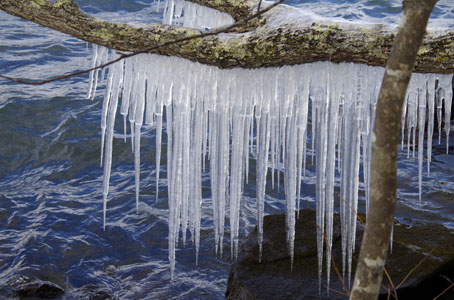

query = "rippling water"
(288, 0), (454, 29)
(0, 1), (453, 299)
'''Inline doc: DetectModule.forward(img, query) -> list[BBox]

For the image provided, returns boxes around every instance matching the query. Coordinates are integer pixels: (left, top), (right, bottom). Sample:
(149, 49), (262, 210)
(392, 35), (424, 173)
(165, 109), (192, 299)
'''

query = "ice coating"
(87, 47), (453, 285)
(162, 0), (234, 30)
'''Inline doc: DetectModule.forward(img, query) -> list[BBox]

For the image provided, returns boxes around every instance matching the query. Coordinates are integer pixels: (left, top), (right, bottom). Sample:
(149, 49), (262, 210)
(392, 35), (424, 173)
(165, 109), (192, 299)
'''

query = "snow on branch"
(186, 0), (261, 21)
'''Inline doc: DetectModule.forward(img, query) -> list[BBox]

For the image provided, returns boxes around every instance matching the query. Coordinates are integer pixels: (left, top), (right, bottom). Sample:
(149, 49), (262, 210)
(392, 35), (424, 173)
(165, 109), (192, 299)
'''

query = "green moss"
(417, 45), (430, 55)
(54, 0), (70, 8)
(30, 0), (46, 8)
(53, 0), (79, 10)
(371, 46), (386, 58)
(327, 24), (340, 30)
(93, 26), (115, 41)
(437, 56), (449, 62)
(213, 0), (246, 8)
(226, 39), (249, 60)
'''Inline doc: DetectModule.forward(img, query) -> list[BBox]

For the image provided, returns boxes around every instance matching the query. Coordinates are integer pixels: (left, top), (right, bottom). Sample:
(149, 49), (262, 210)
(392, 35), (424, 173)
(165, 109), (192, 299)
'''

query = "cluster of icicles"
(87, 44), (453, 286)
(161, 0), (234, 29)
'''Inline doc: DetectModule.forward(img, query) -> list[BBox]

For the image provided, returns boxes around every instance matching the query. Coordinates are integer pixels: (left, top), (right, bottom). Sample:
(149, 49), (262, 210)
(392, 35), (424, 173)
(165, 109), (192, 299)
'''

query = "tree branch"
(0, 0), (285, 85)
(0, 0), (453, 73)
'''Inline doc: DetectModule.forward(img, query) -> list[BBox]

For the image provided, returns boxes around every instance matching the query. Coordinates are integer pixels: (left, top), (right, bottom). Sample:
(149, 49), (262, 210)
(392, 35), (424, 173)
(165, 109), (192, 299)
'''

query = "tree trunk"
(350, 0), (438, 299)
(0, 0), (453, 73)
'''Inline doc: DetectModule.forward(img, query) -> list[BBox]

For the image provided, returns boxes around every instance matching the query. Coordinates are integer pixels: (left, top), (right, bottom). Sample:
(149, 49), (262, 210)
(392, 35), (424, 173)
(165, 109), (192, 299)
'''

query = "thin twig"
(336, 192), (365, 226)
(319, 223), (350, 296)
(324, 285), (350, 296)
(440, 274), (453, 284)
(337, 192), (397, 298)
(379, 280), (396, 300)
(0, 0), (285, 86)
(329, 248), (350, 296)
(396, 247), (436, 289)
(339, 190), (440, 299)
(433, 275), (454, 300)
(383, 267), (399, 300)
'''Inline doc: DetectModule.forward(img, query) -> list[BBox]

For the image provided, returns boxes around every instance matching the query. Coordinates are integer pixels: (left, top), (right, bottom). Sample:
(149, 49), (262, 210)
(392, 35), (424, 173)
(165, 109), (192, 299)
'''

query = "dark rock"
(15, 280), (64, 299)
(89, 290), (112, 300)
(70, 284), (116, 300)
(226, 209), (454, 300)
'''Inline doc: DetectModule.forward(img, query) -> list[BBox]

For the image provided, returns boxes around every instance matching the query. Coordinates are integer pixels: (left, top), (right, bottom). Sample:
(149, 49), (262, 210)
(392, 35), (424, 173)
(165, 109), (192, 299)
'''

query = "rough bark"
(350, 1), (438, 299)
(0, 0), (453, 73)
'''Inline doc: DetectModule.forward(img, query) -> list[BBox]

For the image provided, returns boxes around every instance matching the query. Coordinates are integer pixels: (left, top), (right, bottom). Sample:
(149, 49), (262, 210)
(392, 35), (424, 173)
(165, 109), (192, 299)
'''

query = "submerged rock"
(226, 209), (454, 300)
(11, 279), (115, 300)
(15, 280), (64, 299)
(70, 284), (116, 300)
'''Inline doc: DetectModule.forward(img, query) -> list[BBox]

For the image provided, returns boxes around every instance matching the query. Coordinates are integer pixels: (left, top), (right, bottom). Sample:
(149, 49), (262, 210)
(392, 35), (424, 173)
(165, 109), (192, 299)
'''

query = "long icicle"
(90, 49), (453, 288)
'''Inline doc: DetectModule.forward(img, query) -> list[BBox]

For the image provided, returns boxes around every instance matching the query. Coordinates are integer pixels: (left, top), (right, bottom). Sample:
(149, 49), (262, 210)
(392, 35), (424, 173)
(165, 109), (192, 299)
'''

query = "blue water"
(0, 1), (453, 299)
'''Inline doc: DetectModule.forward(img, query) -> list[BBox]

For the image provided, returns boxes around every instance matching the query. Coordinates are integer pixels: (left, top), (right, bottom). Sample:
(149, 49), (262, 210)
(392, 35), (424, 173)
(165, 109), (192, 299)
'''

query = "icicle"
(166, 101), (176, 278)
(406, 90), (417, 158)
(89, 51), (451, 286)
(284, 110), (297, 269)
(100, 67), (114, 167)
(255, 68), (272, 263)
(436, 79), (444, 145)
(415, 75), (427, 202)
(155, 104), (163, 201)
(324, 63), (342, 291)
(209, 67), (229, 257)
(87, 44), (99, 100)
(190, 97), (203, 264)
(162, 0), (233, 30)
(134, 61), (146, 212)
(91, 46), (108, 100)
(339, 63), (362, 287)
(119, 58), (131, 141)
(128, 61), (141, 153)
(349, 65), (366, 285)
(229, 100), (244, 259)
(426, 75), (436, 176)
(244, 104), (253, 185)
(101, 59), (122, 230)
(229, 69), (249, 260)
(163, 0), (175, 25)
(311, 92), (316, 165)
(295, 65), (310, 217)
(181, 85), (191, 247)
(437, 75), (453, 153)
(312, 63), (328, 291)
(401, 92), (408, 150)
(99, 48), (109, 82)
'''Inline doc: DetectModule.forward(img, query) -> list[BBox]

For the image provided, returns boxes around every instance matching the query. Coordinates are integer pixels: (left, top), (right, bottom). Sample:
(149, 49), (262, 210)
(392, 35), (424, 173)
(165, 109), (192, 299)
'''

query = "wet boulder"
(226, 209), (454, 300)
(70, 284), (115, 300)
(15, 280), (64, 299)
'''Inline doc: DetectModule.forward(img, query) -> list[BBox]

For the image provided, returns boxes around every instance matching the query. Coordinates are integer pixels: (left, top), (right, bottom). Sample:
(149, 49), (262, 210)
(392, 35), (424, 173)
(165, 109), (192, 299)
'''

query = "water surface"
(0, 1), (453, 299)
